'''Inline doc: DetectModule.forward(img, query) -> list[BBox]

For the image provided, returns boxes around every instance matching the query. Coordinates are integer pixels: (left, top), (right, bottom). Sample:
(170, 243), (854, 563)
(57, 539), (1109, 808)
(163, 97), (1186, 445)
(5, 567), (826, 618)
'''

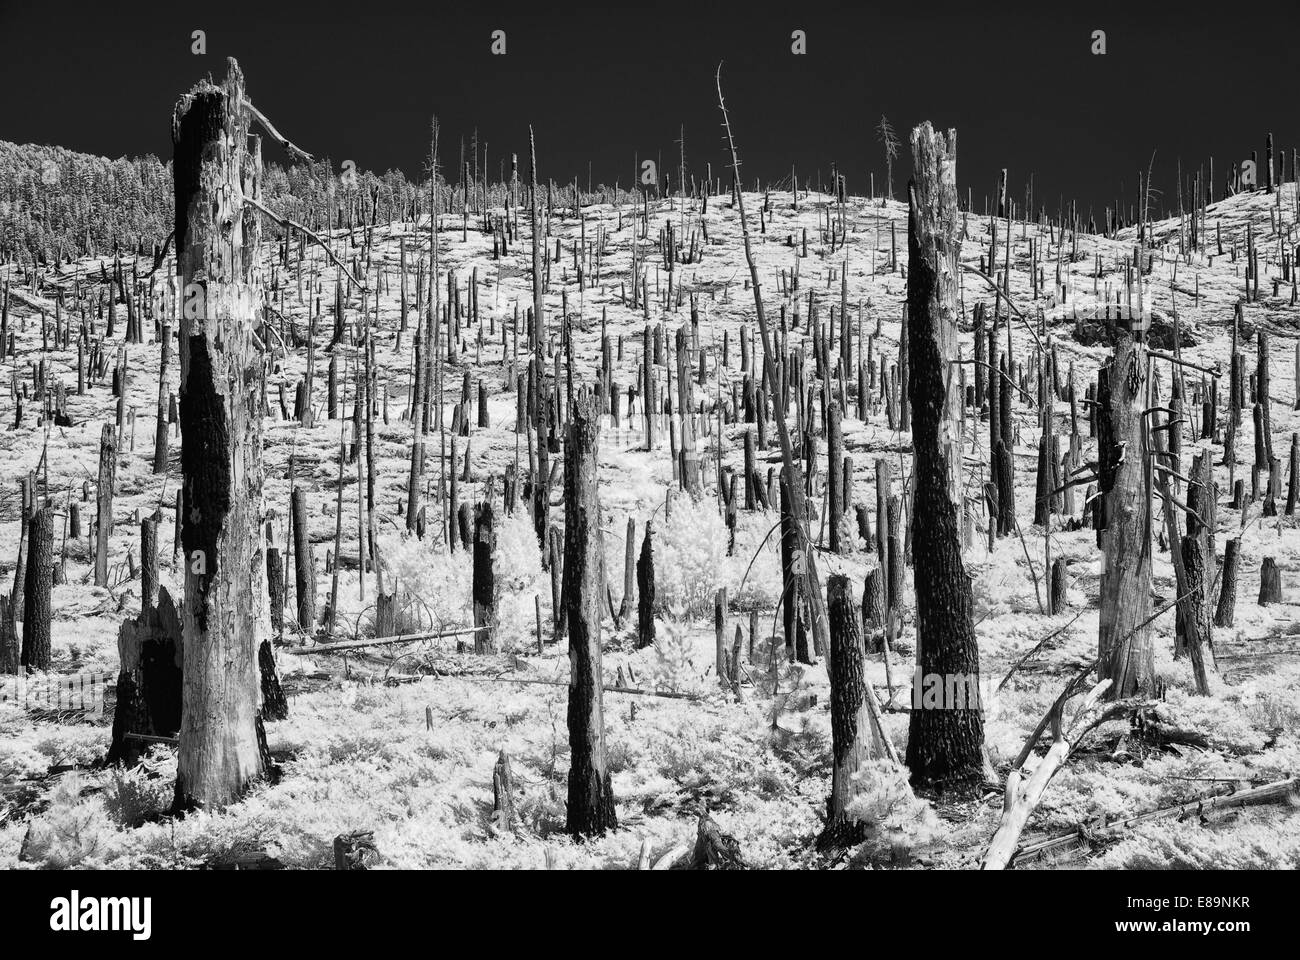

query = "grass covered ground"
(2, 182), (1299, 869)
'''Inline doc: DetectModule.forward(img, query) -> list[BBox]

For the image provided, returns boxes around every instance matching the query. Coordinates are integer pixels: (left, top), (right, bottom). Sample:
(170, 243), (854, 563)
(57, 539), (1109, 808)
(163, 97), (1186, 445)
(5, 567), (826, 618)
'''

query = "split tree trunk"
(108, 585), (183, 766)
(172, 59), (271, 810)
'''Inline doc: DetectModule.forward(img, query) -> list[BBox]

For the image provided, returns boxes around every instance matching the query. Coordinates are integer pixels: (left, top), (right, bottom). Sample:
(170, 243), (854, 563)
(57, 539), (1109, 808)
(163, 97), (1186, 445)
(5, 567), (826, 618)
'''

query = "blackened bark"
(828, 401), (845, 553)
(1214, 537), (1240, 627)
(172, 60), (269, 809)
(1097, 322), (1155, 699)
(564, 393), (617, 838)
(818, 575), (875, 849)
(20, 505), (53, 672)
(109, 585), (183, 766)
(1259, 557), (1282, 604)
(779, 471), (811, 664)
(636, 521), (655, 649)
(473, 502), (497, 653)
(292, 487), (316, 632)
(903, 124), (985, 790)
(1180, 536), (1217, 695)
(266, 546), (285, 638)
(258, 639), (288, 722)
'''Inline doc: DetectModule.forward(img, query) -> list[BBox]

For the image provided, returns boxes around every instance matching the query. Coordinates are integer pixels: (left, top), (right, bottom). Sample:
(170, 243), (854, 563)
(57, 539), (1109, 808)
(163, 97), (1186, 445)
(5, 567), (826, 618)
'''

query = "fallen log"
(982, 676), (1122, 870)
(279, 625), (489, 654)
(1013, 775), (1300, 865)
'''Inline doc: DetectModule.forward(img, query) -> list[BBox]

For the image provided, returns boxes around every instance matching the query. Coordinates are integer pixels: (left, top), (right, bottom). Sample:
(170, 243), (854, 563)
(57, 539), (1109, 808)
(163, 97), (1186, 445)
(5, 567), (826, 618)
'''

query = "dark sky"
(1, 0), (1296, 220)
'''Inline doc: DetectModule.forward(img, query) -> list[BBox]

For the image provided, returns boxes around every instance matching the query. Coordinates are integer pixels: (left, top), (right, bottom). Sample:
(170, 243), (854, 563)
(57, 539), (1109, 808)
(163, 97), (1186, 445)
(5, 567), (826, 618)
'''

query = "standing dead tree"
(1096, 316), (1155, 699)
(20, 505), (53, 672)
(716, 67), (832, 676)
(172, 58), (273, 810)
(877, 115), (900, 202)
(94, 425), (115, 587)
(564, 392), (617, 837)
(904, 123), (986, 789)
(818, 574), (885, 849)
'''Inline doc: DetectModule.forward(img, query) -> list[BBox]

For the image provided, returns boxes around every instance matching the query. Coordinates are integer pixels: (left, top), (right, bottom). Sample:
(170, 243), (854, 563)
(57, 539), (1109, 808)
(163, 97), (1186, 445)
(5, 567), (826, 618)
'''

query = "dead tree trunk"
(636, 520), (655, 649)
(818, 574), (882, 849)
(95, 425), (115, 587)
(564, 392), (617, 838)
(675, 323), (702, 496)
(1214, 537), (1240, 627)
(779, 471), (811, 664)
(1259, 557), (1282, 604)
(827, 400), (845, 553)
(717, 71), (833, 674)
(266, 546), (285, 638)
(0, 596), (18, 674)
(903, 123), (985, 788)
(20, 505), (53, 672)
(472, 502), (497, 653)
(172, 59), (271, 810)
(1096, 321), (1155, 699)
(1180, 535), (1217, 695)
(153, 322), (171, 473)
(616, 516), (635, 624)
(140, 516), (159, 614)
(108, 584), (183, 766)
(291, 487), (316, 633)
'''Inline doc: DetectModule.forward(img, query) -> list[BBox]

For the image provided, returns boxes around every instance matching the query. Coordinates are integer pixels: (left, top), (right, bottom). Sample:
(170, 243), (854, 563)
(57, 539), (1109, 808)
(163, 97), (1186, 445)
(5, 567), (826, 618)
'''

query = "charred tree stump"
(827, 401), (845, 553)
(1259, 557), (1282, 605)
(818, 574), (883, 849)
(779, 471), (811, 664)
(491, 750), (516, 833)
(0, 595), (17, 675)
(20, 505), (53, 672)
(563, 393), (617, 838)
(266, 546), (285, 639)
(1287, 432), (1299, 516)
(673, 812), (745, 870)
(153, 322), (171, 474)
(473, 502), (497, 654)
(95, 425), (115, 587)
(333, 832), (377, 870)
(616, 516), (636, 625)
(1214, 537), (1240, 627)
(863, 565), (886, 652)
(291, 487), (316, 634)
(1049, 557), (1068, 614)
(258, 638), (288, 722)
(108, 585), (183, 766)
(1096, 323), (1155, 699)
(995, 439), (1015, 536)
(636, 520), (655, 649)
(1180, 536), (1217, 696)
(172, 59), (272, 810)
(886, 496), (904, 616)
(903, 123), (986, 789)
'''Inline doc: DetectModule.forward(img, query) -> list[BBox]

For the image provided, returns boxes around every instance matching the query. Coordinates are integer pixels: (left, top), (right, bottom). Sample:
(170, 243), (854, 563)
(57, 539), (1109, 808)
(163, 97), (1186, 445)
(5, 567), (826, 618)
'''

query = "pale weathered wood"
(982, 678), (1114, 870)
(1097, 326), (1154, 698)
(172, 58), (271, 810)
